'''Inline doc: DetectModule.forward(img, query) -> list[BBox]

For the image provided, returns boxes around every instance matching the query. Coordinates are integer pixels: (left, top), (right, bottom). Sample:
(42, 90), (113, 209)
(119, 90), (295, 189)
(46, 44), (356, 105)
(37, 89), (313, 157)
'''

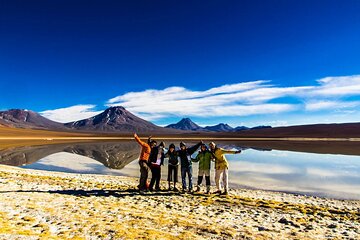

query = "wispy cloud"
(40, 105), (102, 123)
(106, 75), (360, 121)
(312, 75), (360, 96)
(108, 80), (271, 104)
(41, 75), (360, 123)
(107, 81), (303, 120)
(305, 100), (360, 111)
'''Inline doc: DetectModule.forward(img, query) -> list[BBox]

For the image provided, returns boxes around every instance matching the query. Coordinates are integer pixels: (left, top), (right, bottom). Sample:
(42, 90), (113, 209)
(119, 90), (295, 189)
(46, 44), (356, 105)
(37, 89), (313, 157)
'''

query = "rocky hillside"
(0, 109), (65, 130)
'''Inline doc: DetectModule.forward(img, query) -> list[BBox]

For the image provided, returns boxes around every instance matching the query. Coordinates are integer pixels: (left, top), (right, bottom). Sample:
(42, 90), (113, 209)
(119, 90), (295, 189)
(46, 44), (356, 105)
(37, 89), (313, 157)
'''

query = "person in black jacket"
(165, 143), (179, 191)
(148, 141), (165, 191)
(177, 141), (202, 192)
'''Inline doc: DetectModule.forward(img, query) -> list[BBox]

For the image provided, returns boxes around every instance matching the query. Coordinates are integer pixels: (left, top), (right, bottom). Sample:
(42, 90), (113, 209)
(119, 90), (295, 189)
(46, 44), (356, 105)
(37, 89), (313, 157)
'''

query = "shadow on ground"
(0, 189), (203, 198)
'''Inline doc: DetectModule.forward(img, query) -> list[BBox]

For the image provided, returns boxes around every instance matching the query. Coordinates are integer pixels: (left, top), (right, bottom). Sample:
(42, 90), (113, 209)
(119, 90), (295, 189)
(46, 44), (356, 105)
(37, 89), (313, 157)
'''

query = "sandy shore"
(0, 165), (359, 239)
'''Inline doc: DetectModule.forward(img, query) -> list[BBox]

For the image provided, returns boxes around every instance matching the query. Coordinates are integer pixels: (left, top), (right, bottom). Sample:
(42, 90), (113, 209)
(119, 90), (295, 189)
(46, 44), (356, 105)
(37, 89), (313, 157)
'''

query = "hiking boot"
(174, 187), (179, 192)
(221, 191), (228, 195)
(206, 186), (211, 194)
(213, 190), (222, 195)
(195, 186), (201, 192)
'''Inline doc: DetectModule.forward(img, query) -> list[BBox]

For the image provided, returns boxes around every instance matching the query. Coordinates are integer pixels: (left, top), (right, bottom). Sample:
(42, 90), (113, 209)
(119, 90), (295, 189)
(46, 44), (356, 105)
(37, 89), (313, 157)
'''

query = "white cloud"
(305, 100), (360, 111)
(39, 74), (360, 124)
(311, 75), (360, 96)
(40, 105), (102, 123)
(106, 81), (303, 120)
(106, 75), (360, 121)
(107, 80), (270, 104)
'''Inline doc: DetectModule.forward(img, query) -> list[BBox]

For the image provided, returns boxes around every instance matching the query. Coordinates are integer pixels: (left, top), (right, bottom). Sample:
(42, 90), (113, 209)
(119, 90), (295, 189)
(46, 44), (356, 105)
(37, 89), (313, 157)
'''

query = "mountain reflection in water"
(0, 140), (360, 200)
(0, 141), (139, 169)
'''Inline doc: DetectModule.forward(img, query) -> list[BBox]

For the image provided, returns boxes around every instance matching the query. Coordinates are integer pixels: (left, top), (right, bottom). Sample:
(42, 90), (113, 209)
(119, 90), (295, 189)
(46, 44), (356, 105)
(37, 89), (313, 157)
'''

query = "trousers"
(139, 160), (150, 190)
(215, 168), (228, 192)
(181, 165), (193, 190)
(149, 166), (161, 190)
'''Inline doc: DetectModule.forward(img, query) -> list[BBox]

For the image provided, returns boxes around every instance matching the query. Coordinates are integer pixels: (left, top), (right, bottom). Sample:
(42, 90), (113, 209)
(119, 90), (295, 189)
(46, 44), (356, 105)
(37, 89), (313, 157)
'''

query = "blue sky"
(1, 0), (360, 127)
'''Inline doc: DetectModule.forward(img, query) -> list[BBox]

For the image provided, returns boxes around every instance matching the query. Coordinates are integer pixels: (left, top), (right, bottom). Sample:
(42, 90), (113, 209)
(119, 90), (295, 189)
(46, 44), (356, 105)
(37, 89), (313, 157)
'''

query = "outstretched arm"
(187, 141), (203, 155)
(220, 148), (241, 154)
(134, 133), (148, 147)
(191, 153), (200, 162)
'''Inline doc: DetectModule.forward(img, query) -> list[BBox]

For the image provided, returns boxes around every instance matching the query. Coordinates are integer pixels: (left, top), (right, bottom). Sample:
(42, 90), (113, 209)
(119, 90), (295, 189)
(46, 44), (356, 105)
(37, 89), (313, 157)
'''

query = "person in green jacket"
(192, 143), (214, 194)
(209, 142), (241, 195)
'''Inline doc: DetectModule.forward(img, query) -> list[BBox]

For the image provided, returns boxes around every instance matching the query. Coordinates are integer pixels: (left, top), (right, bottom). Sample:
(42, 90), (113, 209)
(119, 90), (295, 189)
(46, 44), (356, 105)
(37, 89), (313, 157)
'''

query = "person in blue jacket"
(177, 141), (202, 192)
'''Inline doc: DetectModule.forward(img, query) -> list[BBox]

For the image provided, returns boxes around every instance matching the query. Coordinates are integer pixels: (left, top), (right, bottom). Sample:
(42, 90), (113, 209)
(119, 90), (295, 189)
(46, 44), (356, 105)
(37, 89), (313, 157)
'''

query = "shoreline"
(0, 165), (359, 239)
(2, 136), (360, 141)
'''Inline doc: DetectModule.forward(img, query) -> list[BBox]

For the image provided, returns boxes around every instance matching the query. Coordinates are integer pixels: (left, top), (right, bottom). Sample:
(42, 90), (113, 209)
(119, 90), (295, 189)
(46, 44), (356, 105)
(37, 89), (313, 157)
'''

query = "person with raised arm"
(134, 133), (156, 193)
(177, 141), (202, 193)
(209, 142), (241, 195)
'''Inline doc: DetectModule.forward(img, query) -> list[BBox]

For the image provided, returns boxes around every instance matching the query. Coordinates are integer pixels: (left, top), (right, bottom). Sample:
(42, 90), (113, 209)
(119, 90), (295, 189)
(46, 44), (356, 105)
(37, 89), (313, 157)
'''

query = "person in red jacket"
(134, 133), (155, 193)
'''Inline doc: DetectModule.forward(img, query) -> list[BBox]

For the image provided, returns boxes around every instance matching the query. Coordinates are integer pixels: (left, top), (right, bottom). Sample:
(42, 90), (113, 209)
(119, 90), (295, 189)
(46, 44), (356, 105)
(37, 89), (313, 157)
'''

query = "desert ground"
(0, 125), (359, 239)
(0, 165), (358, 239)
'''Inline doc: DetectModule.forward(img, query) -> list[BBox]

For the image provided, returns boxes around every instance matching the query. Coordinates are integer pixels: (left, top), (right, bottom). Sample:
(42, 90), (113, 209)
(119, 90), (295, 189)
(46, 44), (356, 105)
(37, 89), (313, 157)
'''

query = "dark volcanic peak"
(0, 109), (65, 130)
(165, 118), (204, 131)
(65, 106), (163, 133)
(234, 126), (250, 131)
(204, 123), (234, 132)
(251, 125), (272, 130)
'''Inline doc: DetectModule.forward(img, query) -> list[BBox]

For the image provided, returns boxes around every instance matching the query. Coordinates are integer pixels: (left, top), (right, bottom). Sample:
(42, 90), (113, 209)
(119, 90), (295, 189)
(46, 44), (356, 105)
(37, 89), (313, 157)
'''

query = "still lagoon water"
(1, 140), (359, 200)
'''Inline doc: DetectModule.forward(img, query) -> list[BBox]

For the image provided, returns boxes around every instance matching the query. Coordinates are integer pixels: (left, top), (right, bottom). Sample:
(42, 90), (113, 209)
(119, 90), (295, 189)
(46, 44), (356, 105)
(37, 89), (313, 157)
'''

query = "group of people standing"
(134, 133), (241, 195)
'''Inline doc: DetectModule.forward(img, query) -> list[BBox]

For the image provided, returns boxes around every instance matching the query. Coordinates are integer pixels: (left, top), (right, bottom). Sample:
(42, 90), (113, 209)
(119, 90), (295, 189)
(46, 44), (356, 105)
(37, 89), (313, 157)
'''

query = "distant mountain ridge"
(204, 123), (234, 132)
(0, 109), (66, 130)
(3, 108), (360, 138)
(0, 108), (272, 134)
(165, 118), (271, 132)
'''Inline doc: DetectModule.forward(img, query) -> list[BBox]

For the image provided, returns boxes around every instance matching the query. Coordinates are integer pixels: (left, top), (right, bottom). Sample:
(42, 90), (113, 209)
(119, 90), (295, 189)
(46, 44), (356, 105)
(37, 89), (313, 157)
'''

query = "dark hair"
(169, 143), (175, 149)
(200, 143), (207, 151)
(159, 141), (165, 148)
(180, 142), (186, 147)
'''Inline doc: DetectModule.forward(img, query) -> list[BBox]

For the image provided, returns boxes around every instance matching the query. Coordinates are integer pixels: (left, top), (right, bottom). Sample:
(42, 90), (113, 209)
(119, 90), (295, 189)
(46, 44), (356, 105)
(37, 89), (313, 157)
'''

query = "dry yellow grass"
(0, 165), (359, 239)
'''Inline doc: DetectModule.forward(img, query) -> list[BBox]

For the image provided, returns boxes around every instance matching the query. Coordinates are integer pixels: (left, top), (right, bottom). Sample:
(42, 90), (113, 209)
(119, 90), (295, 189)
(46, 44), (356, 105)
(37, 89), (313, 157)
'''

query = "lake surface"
(0, 140), (359, 200)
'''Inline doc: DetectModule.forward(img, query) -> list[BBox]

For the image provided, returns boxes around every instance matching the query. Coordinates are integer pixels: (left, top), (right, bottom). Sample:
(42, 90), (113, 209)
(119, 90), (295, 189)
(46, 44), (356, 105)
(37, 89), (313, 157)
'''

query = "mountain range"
(2, 107), (360, 138)
(164, 118), (271, 132)
(0, 107), (267, 133)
